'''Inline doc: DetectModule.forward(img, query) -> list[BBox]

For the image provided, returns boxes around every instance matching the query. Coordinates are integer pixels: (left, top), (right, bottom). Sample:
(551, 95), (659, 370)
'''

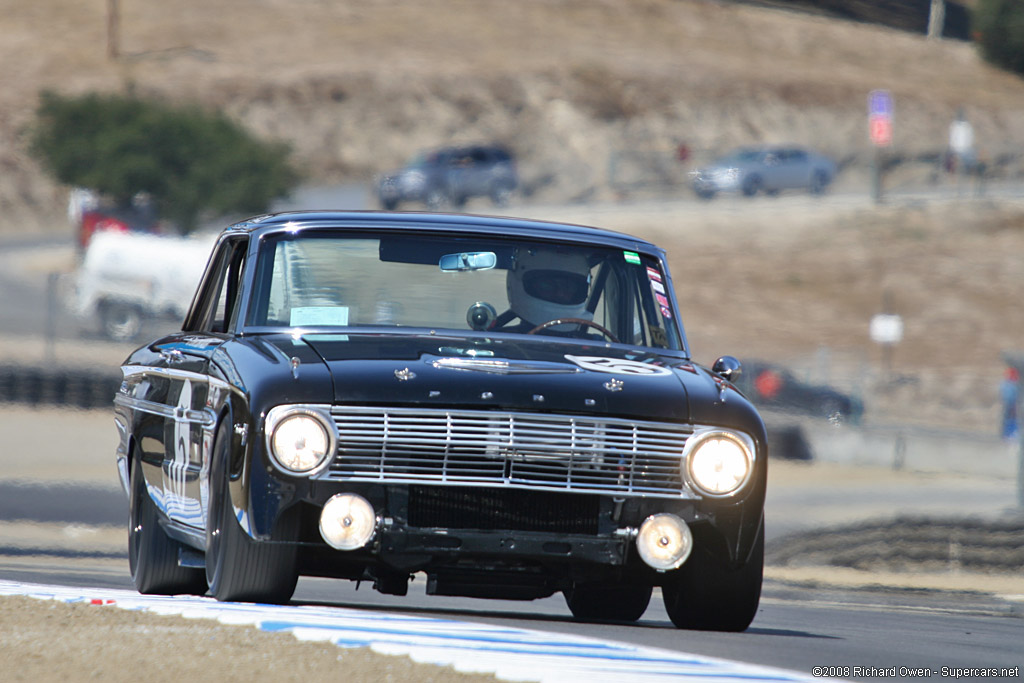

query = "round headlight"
(267, 407), (335, 475)
(684, 430), (754, 497)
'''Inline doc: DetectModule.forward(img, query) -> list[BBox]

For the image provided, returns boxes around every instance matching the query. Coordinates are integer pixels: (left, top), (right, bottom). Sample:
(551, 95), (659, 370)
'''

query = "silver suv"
(377, 145), (518, 210)
(690, 145), (837, 199)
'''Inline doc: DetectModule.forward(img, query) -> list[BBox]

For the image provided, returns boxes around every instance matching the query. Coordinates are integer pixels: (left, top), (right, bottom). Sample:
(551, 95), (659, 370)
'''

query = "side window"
(184, 238), (248, 334)
(211, 246), (246, 333)
(470, 148), (489, 165)
(634, 261), (676, 349)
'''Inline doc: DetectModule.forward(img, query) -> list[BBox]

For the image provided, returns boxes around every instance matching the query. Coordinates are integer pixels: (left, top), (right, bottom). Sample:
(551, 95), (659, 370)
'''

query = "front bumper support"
(376, 526), (633, 569)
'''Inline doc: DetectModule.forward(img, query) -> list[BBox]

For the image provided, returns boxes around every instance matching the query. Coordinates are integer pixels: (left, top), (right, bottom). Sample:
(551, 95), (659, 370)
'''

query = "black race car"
(735, 360), (864, 425)
(115, 210), (767, 631)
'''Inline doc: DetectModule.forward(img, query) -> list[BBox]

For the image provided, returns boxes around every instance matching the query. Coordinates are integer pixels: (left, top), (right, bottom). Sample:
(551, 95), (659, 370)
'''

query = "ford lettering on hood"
(297, 334), (695, 421)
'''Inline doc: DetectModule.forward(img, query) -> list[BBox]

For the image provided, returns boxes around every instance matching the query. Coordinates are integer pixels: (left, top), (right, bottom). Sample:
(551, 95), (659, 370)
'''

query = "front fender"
(213, 336), (332, 539)
(231, 437), (301, 541)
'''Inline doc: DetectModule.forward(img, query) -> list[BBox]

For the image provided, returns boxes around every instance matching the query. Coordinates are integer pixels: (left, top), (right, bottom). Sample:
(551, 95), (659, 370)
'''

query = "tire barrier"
(767, 517), (1024, 573)
(0, 364), (120, 410)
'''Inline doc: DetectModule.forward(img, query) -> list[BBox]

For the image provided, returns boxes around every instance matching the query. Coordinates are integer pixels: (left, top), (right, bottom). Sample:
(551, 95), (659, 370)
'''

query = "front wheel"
(101, 301), (144, 342)
(205, 420), (298, 603)
(662, 520), (764, 631)
(128, 454), (207, 595)
(424, 189), (446, 211)
(490, 185), (513, 207)
(741, 175), (762, 197)
(810, 171), (830, 195)
(564, 581), (652, 622)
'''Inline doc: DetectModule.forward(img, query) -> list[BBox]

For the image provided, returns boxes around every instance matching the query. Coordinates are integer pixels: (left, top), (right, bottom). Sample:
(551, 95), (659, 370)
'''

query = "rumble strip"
(0, 580), (821, 683)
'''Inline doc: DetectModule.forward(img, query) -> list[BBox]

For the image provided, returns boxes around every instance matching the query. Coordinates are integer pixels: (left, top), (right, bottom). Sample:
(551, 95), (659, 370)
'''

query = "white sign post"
(949, 112), (975, 196)
(870, 313), (903, 377)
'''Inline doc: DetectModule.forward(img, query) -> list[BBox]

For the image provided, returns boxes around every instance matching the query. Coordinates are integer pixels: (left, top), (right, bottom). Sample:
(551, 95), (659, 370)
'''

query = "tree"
(973, 0), (1024, 77)
(30, 91), (299, 232)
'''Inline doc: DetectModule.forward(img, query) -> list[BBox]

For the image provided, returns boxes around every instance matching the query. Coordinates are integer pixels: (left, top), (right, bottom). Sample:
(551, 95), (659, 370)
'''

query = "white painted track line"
(0, 580), (829, 682)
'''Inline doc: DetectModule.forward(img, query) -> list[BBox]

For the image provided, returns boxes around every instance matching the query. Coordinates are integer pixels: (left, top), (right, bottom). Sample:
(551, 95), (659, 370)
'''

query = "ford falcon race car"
(115, 210), (767, 631)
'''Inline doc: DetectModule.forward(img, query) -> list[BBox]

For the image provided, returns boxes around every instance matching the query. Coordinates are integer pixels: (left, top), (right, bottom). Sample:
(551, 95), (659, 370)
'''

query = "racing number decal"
(168, 378), (192, 519)
(564, 355), (673, 376)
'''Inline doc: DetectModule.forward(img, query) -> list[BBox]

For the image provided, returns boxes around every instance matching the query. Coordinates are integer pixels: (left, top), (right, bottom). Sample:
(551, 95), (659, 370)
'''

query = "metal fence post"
(1018, 434), (1024, 510)
(46, 272), (58, 365)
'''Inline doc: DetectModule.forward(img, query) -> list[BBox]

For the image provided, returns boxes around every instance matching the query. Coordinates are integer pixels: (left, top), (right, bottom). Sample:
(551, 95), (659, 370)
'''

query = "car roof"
(422, 144), (511, 158)
(224, 210), (665, 255)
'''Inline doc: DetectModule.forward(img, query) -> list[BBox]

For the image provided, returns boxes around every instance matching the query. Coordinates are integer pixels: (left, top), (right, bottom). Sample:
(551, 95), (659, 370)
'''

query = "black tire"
(741, 175), (762, 197)
(381, 198), (399, 210)
(564, 581), (652, 622)
(128, 454), (207, 596)
(490, 185), (512, 207)
(662, 520), (764, 631)
(810, 171), (830, 195)
(694, 187), (716, 200)
(205, 420), (298, 603)
(425, 189), (445, 211)
(101, 301), (144, 342)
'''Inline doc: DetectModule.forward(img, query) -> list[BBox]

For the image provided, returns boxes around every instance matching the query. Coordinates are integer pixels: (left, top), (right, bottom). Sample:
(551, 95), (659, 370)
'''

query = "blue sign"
(869, 89), (893, 118)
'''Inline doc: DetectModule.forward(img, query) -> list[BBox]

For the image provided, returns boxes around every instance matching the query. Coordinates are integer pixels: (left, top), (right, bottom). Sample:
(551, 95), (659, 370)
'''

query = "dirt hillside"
(3, 0), (1024, 433)
(5, 0), (1024, 227)
(511, 195), (1024, 434)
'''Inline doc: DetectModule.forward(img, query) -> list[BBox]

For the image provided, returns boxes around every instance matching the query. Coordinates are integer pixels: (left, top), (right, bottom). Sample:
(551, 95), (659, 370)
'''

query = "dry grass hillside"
(542, 198), (1024, 434)
(3, 0), (1024, 432)
(5, 0), (1024, 225)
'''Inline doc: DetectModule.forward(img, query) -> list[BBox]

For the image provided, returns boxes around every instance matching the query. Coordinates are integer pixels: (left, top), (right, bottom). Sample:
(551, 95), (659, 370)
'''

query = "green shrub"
(30, 91), (299, 232)
(973, 0), (1024, 76)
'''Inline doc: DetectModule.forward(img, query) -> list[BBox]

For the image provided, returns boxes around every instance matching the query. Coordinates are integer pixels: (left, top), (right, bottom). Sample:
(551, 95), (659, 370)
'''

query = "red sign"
(869, 114), (892, 147)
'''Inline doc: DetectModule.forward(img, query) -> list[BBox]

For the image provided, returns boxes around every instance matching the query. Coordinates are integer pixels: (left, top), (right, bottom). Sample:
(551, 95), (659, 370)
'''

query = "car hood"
(290, 333), (733, 423)
(382, 166), (425, 180)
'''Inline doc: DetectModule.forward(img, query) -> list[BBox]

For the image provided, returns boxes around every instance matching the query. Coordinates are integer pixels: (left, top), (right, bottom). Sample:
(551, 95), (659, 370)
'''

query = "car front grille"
(322, 406), (694, 498)
(407, 485), (600, 534)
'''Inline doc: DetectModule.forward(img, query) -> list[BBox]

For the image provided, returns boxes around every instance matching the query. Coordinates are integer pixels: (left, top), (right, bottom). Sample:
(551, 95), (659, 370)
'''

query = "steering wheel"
(528, 318), (620, 343)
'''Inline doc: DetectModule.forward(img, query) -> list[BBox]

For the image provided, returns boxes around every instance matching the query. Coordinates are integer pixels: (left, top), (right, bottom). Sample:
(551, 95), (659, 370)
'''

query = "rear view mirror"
(439, 251), (497, 272)
(713, 356), (743, 382)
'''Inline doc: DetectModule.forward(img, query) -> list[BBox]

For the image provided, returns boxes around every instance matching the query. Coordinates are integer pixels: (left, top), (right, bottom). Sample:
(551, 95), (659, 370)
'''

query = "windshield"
(404, 152), (429, 168)
(717, 148), (764, 165)
(247, 231), (683, 351)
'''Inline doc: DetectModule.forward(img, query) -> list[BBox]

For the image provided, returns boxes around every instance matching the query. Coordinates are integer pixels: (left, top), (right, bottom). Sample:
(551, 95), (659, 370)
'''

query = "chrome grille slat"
(324, 406), (694, 498)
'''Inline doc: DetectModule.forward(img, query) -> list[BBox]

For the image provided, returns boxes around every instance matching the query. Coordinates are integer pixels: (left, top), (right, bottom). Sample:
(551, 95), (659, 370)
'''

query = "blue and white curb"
(0, 580), (822, 682)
